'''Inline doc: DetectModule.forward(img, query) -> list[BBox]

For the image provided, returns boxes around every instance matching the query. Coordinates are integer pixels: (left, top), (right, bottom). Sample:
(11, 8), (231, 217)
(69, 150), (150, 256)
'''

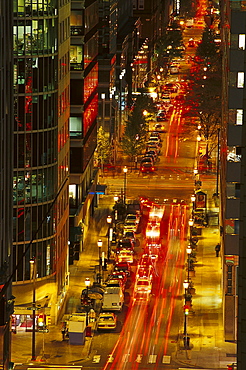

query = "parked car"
(140, 162), (155, 173)
(146, 144), (160, 155)
(123, 220), (138, 233)
(143, 153), (156, 163)
(106, 278), (125, 291)
(125, 213), (140, 225)
(123, 230), (137, 245)
(107, 271), (127, 286)
(97, 312), (117, 330)
(141, 156), (154, 165)
(169, 64), (179, 74)
(188, 38), (196, 47)
(156, 111), (166, 122)
(116, 238), (135, 253)
(148, 137), (161, 146)
(114, 262), (131, 276)
(154, 123), (166, 132)
(116, 249), (134, 264)
(145, 150), (158, 161)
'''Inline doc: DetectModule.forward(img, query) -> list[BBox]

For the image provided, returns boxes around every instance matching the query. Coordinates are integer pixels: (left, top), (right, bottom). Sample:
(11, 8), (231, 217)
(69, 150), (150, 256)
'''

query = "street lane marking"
(108, 355), (114, 363)
(148, 354), (157, 363)
(162, 355), (171, 363)
(135, 354), (143, 363)
(92, 355), (101, 363)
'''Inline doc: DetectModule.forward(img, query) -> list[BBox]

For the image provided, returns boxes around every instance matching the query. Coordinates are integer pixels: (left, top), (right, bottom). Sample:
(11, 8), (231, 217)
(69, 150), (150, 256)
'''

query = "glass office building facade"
(12, 0), (70, 320)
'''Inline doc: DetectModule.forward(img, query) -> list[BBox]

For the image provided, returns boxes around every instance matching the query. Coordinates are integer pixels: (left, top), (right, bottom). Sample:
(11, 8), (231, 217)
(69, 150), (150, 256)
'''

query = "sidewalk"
(174, 182), (237, 368)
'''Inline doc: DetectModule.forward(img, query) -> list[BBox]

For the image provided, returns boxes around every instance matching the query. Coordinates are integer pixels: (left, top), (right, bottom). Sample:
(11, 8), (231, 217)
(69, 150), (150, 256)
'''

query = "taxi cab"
(97, 312), (117, 330)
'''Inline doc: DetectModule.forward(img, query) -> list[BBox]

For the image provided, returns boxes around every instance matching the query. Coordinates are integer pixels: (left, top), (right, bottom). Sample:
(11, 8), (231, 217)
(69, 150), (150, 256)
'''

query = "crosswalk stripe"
(148, 354), (157, 363)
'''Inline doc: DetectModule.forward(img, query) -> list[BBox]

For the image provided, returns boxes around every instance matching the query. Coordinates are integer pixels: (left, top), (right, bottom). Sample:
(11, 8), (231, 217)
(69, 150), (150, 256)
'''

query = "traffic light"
(38, 314), (45, 327)
(184, 304), (189, 315)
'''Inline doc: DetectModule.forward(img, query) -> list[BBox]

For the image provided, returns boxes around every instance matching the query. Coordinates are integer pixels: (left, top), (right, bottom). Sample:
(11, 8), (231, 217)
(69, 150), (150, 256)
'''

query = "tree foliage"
(96, 126), (111, 165)
(181, 27), (222, 154)
(154, 21), (184, 67)
(180, 0), (196, 18)
(196, 27), (220, 67)
(121, 95), (154, 160)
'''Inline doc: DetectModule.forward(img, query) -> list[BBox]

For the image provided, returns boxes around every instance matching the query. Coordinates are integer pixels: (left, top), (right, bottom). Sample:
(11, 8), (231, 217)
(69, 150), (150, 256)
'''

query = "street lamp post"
(216, 128), (220, 196)
(186, 245), (192, 282)
(183, 279), (189, 301)
(106, 215), (113, 260)
(188, 218), (194, 239)
(183, 281), (190, 349)
(191, 194), (196, 210)
(97, 239), (103, 284)
(85, 278), (90, 326)
(30, 259), (36, 361)
(114, 195), (119, 222)
(123, 166), (128, 205)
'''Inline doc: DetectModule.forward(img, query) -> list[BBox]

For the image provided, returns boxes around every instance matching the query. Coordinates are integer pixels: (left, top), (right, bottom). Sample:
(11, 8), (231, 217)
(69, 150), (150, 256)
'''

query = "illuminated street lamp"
(114, 195), (119, 221)
(191, 194), (196, 210)
(85, 278), (90, 325)
(106, 215), (113, 260)
(97, 239), (103, 284)
(123, 166), (128, 204)
(183, 280), (189, 300)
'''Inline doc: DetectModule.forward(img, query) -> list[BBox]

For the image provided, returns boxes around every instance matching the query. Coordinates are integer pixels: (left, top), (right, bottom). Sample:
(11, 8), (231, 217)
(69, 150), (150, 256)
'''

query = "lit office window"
(239, 34), (245, 50)
(236, 109), (243, 125)
(237, 72), (244, 88)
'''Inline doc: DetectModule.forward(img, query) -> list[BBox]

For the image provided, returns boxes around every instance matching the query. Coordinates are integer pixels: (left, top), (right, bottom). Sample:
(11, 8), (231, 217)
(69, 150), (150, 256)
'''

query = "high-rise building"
(221, 0), (242, 344)
(221, 0), (246, 366)
(0, 2), (14, 368)
(12, 0), (70, 323)
(69, 0), (99, 258)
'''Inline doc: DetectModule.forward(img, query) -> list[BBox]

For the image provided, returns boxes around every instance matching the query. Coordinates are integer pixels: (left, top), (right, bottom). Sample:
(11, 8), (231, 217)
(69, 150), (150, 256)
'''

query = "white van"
(102, 287), (124, 311)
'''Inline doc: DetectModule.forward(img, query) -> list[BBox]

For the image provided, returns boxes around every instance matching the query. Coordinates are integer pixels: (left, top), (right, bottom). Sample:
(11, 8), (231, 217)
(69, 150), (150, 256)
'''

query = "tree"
(180, 0), (196, 19)
(121, 95), (154, 163)
(180, 26), (222, 155)
(154, 21), (184, 67)
(196, 27), (220, 67)
(183, 62), (222, 155)
(96, 126), (111, 169)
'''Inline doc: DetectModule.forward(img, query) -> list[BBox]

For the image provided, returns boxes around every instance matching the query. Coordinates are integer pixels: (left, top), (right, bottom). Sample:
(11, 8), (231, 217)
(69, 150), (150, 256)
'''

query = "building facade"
(12, 0), (70, 323)
(221, 0), (246, 365)
(0, 2), (14, 368)
(69, 0), (99, 261)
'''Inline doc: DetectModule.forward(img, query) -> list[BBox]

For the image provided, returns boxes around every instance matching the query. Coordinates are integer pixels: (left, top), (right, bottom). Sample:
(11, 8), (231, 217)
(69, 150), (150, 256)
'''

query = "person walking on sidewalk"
(215, 243), (220, 257)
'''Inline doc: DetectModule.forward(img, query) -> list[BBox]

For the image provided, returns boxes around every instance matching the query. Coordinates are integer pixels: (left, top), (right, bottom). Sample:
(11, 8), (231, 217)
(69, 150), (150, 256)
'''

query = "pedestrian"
(61, 326), (66, 340)
(215, 243), (220, 257)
